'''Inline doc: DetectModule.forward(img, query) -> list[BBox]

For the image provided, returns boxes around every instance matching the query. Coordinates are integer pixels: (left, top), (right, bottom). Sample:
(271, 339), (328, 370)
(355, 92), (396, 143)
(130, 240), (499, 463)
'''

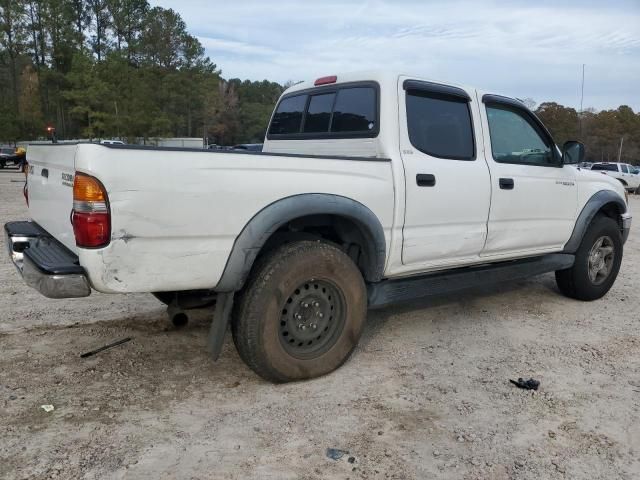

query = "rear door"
(399, 78), (491, 268)
(478, 95), (577, 257)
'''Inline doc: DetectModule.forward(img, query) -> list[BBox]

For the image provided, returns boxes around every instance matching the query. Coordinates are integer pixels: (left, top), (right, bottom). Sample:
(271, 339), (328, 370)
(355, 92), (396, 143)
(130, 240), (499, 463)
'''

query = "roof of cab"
(282, 70), (476, 98)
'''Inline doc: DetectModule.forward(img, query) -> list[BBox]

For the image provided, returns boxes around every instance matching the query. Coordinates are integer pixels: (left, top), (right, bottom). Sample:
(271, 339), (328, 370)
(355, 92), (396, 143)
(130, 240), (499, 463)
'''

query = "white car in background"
(590, 162), (640, 193)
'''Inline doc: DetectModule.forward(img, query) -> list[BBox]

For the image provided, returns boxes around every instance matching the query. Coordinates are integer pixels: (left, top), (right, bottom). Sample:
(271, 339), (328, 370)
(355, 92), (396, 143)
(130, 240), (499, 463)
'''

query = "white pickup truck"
(590, 162), (640, 193)
(5, 71), (632, 382)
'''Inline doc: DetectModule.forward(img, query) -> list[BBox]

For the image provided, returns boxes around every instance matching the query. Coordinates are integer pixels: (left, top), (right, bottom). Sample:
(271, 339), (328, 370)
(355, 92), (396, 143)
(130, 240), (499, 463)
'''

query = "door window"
(621, 164), (629, 173)
(406, 91), (475, 160)
(486, 106), (556, 166)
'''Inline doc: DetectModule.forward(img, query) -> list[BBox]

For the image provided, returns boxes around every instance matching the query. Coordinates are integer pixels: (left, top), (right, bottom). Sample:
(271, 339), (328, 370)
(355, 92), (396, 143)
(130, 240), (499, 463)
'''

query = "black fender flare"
(563, 190), (627, 253)
(215, 194), (387, 292)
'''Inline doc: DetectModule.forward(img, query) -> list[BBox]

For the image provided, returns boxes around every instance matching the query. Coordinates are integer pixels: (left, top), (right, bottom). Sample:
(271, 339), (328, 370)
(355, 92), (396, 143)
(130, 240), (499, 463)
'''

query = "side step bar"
(368, 253), (574, 309)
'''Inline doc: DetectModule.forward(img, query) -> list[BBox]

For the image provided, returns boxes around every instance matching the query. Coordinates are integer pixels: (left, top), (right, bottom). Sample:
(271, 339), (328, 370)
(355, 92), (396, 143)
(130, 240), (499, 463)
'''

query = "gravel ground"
(1, 167), (639, 480)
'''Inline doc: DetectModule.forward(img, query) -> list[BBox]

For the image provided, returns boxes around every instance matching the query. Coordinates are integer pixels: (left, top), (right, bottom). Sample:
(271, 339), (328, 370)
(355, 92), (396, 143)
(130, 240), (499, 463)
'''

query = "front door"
(479, 96), (577, 257)
(399, 78), (491, 269)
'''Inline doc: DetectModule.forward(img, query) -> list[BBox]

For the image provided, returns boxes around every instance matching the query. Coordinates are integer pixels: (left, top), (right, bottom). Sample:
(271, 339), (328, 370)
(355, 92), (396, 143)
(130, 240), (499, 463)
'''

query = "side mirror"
(562, 140), (584, 165)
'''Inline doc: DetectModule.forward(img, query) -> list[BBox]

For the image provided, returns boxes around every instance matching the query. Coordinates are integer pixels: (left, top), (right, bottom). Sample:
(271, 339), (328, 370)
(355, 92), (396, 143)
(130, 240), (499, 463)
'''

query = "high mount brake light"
(72, 173), (111, 248)
(314, 75), (337, 86)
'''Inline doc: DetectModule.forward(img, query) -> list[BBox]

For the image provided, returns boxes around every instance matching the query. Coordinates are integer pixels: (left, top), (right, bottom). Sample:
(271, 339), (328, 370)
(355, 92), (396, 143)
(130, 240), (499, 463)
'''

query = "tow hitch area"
(4, 221), (91, 299)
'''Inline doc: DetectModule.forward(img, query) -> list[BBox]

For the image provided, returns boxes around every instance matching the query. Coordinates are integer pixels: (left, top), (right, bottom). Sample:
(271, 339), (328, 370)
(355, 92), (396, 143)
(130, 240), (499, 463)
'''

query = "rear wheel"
(232, 241), (367, 382)
(555, 215), (622, 300)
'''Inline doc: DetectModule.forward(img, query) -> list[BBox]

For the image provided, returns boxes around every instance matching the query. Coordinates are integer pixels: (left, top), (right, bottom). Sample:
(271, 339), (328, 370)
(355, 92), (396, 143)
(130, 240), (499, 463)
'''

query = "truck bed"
(26, 143), (395, 293)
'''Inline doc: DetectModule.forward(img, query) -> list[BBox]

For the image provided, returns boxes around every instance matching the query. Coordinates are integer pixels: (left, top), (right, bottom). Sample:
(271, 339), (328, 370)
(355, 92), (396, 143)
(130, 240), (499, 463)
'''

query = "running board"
(368, 254), (574, 309)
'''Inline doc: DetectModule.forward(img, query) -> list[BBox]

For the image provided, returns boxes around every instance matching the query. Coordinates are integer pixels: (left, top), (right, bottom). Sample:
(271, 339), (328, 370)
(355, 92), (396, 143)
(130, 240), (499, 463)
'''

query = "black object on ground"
(326, 448), (349, 460)
(510, 377), (540, 390)
(80, 337), (132, 358)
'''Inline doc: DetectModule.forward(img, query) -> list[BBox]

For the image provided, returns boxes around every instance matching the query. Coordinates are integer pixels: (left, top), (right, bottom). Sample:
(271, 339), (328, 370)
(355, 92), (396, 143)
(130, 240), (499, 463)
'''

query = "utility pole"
(579, 64), (585, 138)
(617, 136), (624, 163)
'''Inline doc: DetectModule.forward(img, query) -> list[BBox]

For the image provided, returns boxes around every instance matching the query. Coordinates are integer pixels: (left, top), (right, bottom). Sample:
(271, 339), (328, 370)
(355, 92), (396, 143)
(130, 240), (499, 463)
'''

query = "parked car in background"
(232, 143), (263, 152)
(100, 140), (125, 145)
(0, 147), (20, 168)
(590, 162), (640, 193)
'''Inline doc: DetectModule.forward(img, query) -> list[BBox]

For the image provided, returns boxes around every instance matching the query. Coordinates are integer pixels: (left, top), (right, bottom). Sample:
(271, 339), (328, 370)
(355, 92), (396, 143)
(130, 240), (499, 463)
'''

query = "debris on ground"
(326, 448), (349, 460)
(80, 337), (132, 358)
(510, 377), (540, 390)
(40, 404), (54, 412)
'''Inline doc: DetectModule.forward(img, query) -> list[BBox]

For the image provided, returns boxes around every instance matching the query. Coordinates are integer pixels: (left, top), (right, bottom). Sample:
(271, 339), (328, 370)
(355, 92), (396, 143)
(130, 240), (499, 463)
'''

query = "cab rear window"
(268, 83), (379, 139)
(591, 164), (619, 172)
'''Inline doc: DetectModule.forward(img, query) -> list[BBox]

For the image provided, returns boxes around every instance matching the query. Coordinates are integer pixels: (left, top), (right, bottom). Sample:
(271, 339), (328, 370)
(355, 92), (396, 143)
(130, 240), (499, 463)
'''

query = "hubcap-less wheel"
(588, 236), (615, 285)
(279, 279), (345, 359)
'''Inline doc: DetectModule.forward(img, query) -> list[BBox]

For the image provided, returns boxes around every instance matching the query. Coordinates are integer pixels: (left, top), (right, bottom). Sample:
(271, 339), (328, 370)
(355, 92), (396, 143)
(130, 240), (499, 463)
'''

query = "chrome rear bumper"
(4, 221), (91, 299)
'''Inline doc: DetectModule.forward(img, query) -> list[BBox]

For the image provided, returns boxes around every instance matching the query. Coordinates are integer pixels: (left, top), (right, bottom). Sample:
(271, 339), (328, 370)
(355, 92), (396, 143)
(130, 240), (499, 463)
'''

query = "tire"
(0, 160), (5, 169)
(231, 240), (367, 383)
(555, 215), (622, 301)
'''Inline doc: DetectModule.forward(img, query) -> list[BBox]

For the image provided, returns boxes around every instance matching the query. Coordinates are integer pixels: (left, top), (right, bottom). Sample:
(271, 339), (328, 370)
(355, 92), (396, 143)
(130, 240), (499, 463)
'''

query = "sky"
(148, 0), (640, 111)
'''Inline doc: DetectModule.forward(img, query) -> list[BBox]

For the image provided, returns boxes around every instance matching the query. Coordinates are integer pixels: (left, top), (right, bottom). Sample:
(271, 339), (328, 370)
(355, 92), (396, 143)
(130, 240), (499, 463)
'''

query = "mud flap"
(208, 292), (234, 361)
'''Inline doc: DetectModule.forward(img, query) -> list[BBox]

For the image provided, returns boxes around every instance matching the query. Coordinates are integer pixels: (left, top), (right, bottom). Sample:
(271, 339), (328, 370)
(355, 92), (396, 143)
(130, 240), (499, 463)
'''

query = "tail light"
(314, 75), (337, 86)
(72, 173), (111, 248)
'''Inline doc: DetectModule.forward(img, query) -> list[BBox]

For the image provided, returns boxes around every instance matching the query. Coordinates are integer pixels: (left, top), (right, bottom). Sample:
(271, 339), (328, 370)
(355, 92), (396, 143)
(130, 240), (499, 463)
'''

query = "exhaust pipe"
(167, 303), (189, 328)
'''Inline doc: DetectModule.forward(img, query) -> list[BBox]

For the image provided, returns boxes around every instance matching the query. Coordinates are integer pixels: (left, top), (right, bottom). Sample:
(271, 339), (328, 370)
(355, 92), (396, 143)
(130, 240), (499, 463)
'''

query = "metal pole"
(617, 136), (624, 162)
(579, 64), (585, 138)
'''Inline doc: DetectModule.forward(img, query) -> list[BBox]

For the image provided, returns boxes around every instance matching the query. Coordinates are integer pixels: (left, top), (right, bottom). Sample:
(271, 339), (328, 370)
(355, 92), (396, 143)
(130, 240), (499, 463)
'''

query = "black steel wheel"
(232, 241), (367, 383)
(279, 279), (345, 359)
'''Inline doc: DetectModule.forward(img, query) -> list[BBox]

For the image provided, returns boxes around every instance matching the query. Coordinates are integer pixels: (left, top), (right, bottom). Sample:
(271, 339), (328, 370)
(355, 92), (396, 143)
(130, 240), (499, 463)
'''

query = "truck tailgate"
(27, 144), (78, 253)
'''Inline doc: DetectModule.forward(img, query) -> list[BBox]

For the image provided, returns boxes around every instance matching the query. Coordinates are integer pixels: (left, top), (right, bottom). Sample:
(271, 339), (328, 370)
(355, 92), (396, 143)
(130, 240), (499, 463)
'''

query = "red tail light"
(72, 173), (111, 248)
(314, 75), (337, 86)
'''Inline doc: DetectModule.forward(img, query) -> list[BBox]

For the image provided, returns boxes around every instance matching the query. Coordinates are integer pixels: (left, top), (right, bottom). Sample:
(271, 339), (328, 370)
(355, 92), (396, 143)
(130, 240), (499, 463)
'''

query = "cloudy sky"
(148, 0), (640, 111)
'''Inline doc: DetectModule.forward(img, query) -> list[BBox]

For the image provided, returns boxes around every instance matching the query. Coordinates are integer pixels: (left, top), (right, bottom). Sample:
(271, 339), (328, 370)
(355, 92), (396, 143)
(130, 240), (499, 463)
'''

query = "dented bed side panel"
(74, 144), (394, 293)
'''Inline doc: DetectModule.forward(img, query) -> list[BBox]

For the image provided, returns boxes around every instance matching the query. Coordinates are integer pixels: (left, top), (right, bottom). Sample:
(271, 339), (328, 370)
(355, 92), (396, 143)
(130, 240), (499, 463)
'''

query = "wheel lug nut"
(314, 302), (320, 307)
(317, 312), (324, 318)
(303, 303), (309, 308)
(312, 323), (317, 329)
(295, 314), (302, 320)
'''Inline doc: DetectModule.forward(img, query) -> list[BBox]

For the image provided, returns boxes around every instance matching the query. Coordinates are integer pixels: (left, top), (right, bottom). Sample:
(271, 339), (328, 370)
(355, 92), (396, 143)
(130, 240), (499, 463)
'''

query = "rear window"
(303, 93), (335, 133)
(591, 163), (618, 172)
(268, 83), (378, 138)
(268, 94), (307, 135)
(406, 90), (474, 160)
(331, 87), (376, 133)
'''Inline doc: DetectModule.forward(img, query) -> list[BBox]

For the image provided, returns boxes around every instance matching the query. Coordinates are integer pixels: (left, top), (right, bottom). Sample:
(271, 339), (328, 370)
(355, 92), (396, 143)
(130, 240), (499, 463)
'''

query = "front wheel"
(232, 241), (367, 383)
(556, 215), (622, 301)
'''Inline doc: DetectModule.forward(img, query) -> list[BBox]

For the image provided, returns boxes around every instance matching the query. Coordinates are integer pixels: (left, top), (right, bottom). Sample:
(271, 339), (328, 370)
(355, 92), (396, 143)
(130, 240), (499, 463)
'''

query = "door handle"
(416, 174), (436, 187)
(41, 168), (49, 178)
(499, 178), (514, 190)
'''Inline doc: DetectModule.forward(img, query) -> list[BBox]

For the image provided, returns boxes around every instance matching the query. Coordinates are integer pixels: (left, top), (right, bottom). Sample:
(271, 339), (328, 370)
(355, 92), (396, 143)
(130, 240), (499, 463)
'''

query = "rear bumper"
(4, 221), (91, 298)
(621, 212), (631, 244)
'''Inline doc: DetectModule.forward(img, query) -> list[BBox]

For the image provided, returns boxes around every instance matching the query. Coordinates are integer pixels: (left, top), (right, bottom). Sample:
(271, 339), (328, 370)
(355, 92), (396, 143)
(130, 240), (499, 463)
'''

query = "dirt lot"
(1, 167), (639, 480)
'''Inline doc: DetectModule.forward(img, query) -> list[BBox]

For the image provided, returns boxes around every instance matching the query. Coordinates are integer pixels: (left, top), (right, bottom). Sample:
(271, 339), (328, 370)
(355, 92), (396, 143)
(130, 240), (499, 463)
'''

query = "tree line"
(0, 0), (283, 145)
(0, 1), (638, 159)
(533, 101), (639, 164)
